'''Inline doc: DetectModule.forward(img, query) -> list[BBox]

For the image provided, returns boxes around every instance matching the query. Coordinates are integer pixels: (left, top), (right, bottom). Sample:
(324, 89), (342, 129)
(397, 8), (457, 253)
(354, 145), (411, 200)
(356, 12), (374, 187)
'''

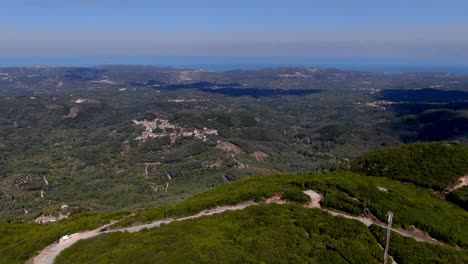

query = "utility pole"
(163, 195), (167, 218)
(364, 199), (371, 215)
(383, 211), (393, 264)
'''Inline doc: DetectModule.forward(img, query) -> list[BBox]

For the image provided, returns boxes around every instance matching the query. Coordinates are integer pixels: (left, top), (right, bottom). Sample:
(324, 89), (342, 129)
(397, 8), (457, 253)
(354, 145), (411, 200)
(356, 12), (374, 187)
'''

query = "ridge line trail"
(30, 191), (440, 264)
(29, 202), (258, 264)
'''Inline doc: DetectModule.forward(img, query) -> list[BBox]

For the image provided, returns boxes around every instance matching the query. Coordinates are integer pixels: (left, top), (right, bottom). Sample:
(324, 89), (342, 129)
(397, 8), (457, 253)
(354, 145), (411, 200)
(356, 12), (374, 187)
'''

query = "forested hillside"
(447, 186), (468, 210)
(2, 66), (468, 221)
(1, 66), (468, 264)
(52, 170), (468, 264)
(350, 142), (468, 190)
(2, 162), (468, 263)
(56, 205), (384, 264)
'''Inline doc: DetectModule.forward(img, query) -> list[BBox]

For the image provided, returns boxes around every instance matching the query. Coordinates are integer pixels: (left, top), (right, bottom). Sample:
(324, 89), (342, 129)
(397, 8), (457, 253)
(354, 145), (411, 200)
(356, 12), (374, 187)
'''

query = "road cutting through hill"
(29, 190), (440, 264)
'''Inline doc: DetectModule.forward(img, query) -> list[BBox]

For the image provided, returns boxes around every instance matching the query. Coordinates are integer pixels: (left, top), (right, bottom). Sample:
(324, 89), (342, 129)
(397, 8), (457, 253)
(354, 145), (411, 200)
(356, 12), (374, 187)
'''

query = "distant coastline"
(1, 55), (468, 74)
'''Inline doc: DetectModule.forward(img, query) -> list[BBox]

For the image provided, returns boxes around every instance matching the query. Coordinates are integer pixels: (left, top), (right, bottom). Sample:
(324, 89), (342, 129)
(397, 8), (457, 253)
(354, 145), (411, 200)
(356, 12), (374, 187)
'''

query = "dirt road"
(302, 190), (440, 244)
(29, 202), (257, 264)
(28, 222), (116, 264)
(447, 175), (468, 193)
(122, 201), (257, 233)
(30, 191), (440, 264)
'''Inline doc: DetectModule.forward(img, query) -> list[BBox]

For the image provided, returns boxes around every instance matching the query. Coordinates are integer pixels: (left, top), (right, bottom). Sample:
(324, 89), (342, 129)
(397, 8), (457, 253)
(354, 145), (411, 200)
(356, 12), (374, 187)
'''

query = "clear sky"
(1, 0), (468, 64)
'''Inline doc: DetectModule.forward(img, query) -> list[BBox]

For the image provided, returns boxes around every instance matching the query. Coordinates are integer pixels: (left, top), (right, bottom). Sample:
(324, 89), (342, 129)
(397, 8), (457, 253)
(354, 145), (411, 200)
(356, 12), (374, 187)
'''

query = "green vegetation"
(300, 173), (468, 246)
(1, 171), (467, 263)
(447, 186), (468, 210)
(117, 171), (468, 247)
(0, 81), (382, 221)
(56, 205), (383, 264)
(283, 189), (311, 203)
(1, 66), (468, 263)
(370, 225), (468, 264)
(3, 66), (468, 221)
(0, 211), (128, 264)
(350, 142), (468, 190)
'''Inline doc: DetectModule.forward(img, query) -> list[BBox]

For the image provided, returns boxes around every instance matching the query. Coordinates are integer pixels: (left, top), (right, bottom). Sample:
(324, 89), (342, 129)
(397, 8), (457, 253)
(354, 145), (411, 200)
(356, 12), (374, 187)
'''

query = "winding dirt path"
(122, 201), (257, 233)
(28, 222), (117, 264)
(29, 202), (257, 264)
(30, 191), (440, 264)
(301, 190), (440, 244)
(447, 175), (468, 193)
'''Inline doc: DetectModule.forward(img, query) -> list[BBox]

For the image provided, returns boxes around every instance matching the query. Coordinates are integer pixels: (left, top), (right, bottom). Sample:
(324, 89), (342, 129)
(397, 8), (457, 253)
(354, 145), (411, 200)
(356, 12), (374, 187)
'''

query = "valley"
(3, 1), (468, 263)
(0, 66), (467, 263)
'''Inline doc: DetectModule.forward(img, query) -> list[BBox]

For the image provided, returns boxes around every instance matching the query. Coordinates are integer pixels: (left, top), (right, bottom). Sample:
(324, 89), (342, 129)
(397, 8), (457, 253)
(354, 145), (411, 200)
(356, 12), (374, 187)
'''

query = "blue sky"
(1, 0), (468, 64)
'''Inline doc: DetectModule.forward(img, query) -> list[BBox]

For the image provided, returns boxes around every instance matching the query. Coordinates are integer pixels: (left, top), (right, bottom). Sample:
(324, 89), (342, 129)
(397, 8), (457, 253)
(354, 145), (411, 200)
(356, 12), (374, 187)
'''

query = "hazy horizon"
(1, 55), (468, 74)
(2, 0), (468, 68)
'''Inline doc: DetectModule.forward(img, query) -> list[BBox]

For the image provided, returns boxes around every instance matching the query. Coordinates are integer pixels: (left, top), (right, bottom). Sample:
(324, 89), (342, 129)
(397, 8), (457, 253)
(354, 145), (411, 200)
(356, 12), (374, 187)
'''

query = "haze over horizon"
(1, 0), (468, 68)
(2, 2), (468, 263)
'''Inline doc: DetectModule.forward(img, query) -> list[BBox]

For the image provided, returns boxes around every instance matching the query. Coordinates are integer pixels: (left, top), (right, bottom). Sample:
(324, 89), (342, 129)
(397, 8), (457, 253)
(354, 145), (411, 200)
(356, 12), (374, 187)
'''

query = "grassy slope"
(447, 186), (468, 210)
(350, 142), (468, 190)
(118, 171), (468, 246)
(370, 225), (468, 264)
(0, 211), (128, 264)
(2, 171), (468, 263)
(56, 205), (383, 264)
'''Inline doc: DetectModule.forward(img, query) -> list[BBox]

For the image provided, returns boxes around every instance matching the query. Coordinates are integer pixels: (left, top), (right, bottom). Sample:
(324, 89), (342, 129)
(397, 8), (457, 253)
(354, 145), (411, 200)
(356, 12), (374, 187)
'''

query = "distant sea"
(1, 56), (468, 74)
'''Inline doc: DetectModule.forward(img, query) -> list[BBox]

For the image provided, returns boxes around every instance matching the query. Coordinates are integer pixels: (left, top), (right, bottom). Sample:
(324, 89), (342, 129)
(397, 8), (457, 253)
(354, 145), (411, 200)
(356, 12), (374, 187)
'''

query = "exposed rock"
(65, 106), (80, 119)
(202, 159), (224, 169)
(216, 140), (244, 154)
(377, 186), (389, 192)
(447, 175), (468, 193)
(250, 151), (269, 161)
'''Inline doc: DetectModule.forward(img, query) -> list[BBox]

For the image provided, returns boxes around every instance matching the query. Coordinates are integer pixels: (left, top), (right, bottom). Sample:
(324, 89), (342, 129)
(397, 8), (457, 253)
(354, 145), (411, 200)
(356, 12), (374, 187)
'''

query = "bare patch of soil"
(447, 175), (468, 193)
(216, 140), (244, 154)
(264, 193), (287, 205)
(250, 151), (269, 161)
(303, 190), (322, 208)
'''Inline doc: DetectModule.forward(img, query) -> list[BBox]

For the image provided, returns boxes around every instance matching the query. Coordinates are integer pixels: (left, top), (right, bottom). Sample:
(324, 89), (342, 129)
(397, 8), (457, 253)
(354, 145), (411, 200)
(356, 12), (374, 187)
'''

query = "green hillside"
(370, 225), (468, 264)
(118, 171), (468, 246)
(56, 205), (383, 264)
(1, 171), (467, 264)
(395, 109), (468, 142)
(54, 169), (468, 263)
(0, 211), (129, 264)
(350, 142), (468, 190)
(447, 186), (468, 210)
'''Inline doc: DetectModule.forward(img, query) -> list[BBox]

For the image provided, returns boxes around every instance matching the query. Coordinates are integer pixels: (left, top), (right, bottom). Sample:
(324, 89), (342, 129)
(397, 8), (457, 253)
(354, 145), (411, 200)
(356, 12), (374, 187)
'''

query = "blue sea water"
(0, 56), (467, 74)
